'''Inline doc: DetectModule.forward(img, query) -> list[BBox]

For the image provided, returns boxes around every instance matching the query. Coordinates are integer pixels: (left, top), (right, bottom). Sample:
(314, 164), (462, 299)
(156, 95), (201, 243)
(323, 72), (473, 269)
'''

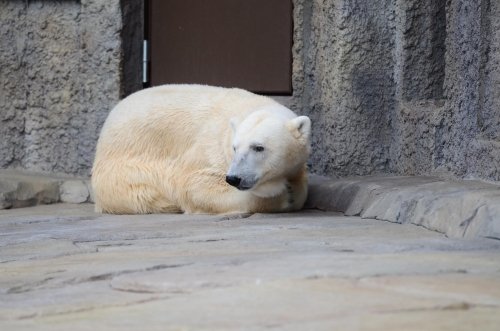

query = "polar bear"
(92, 84), (311, 214)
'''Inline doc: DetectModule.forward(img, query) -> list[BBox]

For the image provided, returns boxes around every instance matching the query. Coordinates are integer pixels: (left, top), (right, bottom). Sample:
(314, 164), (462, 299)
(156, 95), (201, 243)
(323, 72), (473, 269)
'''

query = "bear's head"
(226, 108), (311, 198)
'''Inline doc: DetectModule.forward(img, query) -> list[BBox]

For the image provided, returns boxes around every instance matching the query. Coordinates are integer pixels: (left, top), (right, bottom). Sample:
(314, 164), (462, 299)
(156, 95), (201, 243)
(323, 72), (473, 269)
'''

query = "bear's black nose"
(226, 175), (241, 187)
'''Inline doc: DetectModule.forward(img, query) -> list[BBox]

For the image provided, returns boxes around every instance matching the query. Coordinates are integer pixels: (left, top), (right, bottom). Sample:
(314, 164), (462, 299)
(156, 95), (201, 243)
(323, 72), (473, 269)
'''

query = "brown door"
(147, 0), (292, 95)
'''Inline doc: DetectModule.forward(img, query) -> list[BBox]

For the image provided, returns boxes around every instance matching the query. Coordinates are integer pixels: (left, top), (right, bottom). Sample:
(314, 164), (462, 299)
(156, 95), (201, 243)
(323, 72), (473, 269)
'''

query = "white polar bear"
(92, 84), (311, 214)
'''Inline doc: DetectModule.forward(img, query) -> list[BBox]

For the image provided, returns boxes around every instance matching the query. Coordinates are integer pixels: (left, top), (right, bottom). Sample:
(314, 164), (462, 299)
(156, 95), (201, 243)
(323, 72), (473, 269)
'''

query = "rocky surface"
(0, 170), (92, 209)
(59, 180), (91, 204)
(2, 0), (499, 184)
(291, 0), (395, 177)
(0, 203), (499, 330)
(291, 0), (500, 182)
(1, 170), (499, 240)
(0, 0), (142, 177)
(306, 174), (500, 240)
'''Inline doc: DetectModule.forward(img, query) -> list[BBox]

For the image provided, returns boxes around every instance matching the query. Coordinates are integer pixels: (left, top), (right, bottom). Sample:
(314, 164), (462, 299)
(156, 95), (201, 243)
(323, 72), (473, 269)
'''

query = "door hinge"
(143, 40), (149, 85)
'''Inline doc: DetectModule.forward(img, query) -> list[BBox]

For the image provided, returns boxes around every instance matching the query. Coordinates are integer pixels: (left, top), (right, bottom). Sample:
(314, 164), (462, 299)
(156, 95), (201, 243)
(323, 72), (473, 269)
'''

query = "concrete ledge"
(306, 174), (500, 240)
(0, 170), (93, 209)
(2, 170), (500, 240)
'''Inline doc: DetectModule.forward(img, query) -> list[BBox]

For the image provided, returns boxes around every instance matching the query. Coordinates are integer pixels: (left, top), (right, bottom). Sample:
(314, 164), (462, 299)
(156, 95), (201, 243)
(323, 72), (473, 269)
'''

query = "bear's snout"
(226, 175), (242, 188)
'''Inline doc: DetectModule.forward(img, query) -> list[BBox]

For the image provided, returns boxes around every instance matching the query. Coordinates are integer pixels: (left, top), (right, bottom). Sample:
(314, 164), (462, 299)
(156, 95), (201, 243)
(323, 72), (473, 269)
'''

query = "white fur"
(92, 84), (311, 214)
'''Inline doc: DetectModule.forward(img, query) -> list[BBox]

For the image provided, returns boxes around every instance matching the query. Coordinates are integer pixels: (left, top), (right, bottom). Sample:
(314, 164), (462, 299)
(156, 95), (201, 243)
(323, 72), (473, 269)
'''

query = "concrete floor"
(1, 204), (500, 330)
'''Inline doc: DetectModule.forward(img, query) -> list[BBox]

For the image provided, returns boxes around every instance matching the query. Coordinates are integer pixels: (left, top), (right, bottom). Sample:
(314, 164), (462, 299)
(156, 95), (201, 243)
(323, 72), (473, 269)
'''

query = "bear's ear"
(287, 116), (311, 141)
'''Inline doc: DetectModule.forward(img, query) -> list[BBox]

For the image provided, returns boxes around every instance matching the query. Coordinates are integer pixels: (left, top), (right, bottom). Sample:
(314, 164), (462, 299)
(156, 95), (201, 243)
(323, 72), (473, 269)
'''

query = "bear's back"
(95, 84), (278, 161)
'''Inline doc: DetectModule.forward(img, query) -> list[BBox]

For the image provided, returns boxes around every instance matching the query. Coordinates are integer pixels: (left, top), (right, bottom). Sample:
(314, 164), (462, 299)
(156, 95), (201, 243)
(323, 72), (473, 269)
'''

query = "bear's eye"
(251, 145), (265, 152)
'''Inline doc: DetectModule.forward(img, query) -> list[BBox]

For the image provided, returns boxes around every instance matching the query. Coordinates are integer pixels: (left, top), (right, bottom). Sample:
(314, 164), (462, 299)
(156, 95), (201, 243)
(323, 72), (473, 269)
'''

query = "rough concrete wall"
(389, 0), (447, 177)
(468, 0), (500, 181)
(479, 0), (500, 143)
(292, 0), (500, 182)
(0, 2), (27, 170)
(1, 0), (498, 183)
(393, 0), (446, 102)
(291, 0), (396, 177)
(0, 0), (143, 177)
(390, 0), (500, 182)
(437, 0), (483, 179)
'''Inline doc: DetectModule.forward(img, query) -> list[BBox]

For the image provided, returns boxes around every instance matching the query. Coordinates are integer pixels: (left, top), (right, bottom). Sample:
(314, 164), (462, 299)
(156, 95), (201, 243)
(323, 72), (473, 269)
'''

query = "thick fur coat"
(92, 85), (311, 214)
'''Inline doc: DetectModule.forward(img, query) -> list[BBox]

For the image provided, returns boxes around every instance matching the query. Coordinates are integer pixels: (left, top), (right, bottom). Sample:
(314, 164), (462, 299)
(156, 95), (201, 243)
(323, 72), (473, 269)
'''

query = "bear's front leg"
(284, 169), (308, 212)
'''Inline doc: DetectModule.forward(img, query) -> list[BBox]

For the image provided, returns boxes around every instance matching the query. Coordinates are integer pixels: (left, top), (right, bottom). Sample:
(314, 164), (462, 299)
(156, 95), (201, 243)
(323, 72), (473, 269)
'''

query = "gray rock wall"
(291, 0), (396, 177)
(464, 0), (500, 181)
(0, 0), (498, 183)
(0, 0), (142, 177)
(292, 0), (500, 182)
(390, 0), (500, 182)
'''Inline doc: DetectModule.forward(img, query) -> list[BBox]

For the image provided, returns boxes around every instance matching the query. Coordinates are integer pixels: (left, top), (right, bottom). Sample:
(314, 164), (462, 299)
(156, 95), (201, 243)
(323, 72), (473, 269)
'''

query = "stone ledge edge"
(305, 174), (500, 240)
(0, 170), (93, 209)
(2, 170), (499, 240)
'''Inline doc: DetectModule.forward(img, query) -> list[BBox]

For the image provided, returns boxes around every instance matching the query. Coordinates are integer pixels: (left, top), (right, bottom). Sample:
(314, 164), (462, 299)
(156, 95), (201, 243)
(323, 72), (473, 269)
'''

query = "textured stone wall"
(1, 0), (499, 183)
(291, 0), (500, 182)
(291, 0), (396, 177)
(390, 0), (500, 182)
(460, 0), (500, 181)
(389, 0), (448, 177)
(0, 0), (142, 177)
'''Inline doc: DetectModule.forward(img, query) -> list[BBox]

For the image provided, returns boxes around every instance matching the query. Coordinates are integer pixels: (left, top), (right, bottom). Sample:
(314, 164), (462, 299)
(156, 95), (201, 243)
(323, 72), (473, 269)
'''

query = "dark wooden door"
(147, 0), (292, 95)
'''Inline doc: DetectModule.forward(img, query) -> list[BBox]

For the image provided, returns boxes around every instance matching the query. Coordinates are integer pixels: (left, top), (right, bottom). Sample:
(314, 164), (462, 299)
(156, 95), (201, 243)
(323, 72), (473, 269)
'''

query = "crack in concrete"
(95, 243), (134, 248)
(0, 243), (100, 264)
(6, 263), (192, 294)
(304, 269), (471, 282)
(461, 204), (485, 237)
(64, 263), (192, 285)
(188, 238), (228, 243)
(6, 216), (98, 226)
(17, 295), (171, 320)
(7, 277), (55, 294)
(72, 235), (184, 245)
(379, 302), (499, 314)
(369, 214), (448, 237)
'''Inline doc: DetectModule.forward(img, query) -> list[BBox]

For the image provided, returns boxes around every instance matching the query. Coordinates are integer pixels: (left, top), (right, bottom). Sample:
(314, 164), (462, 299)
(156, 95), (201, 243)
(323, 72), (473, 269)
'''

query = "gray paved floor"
(1, 204), (500, 330)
